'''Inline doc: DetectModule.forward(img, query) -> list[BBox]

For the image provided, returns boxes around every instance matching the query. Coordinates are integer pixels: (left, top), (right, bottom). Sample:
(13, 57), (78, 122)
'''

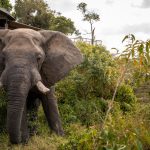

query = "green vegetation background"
(1, 0), (150, 149)
(0, 42), (150, 150)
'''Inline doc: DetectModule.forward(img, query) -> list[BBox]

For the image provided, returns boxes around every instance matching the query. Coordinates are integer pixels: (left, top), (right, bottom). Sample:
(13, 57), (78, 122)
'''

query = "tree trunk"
(90, 22), (94, 45)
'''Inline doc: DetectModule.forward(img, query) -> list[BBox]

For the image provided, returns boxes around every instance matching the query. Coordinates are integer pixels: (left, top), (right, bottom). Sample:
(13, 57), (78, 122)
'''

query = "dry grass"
(0, 133), (67, 150)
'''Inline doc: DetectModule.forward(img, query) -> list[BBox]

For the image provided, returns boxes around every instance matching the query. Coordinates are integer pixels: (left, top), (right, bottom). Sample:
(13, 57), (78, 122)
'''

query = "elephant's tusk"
(0, 81), (3, 88)
(36, 81), (50, 94)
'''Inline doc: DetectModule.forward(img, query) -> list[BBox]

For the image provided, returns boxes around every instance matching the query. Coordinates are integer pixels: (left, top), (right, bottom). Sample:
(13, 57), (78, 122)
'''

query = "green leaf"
(146, 42), (150, 60)
(122, 35), (129, 43)
(138, 44), (144, 55)
(146, 53), (150, 64)
(146, 42), (149, 52)
(136, 139), (143, 150)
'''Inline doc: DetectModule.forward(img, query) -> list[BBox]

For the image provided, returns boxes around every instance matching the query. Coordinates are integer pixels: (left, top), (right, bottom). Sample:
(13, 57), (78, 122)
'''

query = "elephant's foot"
(55, 130), (65, 137)
(21, 131), (29, 144)
(9, 133), (22, 144)
(9, 131), (29, 144)
(51, 124), (65, 137)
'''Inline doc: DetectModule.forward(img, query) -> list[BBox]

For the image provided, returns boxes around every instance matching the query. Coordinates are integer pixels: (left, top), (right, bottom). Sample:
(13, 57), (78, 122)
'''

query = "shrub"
(59, 98), (108, 127)
(116, 84), (137, 111)
(59, 103), (150, 150)
(59, 104), (78, 126)
(56, 42), (119, 103)
(73, 98), (108, 127)
(76, 42), (119, 100)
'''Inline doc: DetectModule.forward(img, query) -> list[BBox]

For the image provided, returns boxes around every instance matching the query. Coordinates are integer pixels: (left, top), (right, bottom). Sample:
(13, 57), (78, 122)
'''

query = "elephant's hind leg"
(27, 90), (40, 136)
(21, 105), (29, 144)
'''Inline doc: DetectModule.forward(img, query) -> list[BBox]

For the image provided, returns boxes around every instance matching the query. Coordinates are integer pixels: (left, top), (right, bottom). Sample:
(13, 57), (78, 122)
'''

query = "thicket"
(0, 42), (150, 149)
(56, 42), (137, 127)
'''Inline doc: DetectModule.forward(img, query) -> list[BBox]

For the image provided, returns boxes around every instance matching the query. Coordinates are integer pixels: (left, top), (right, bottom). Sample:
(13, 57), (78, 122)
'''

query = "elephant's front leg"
(41, 86), (64, 136)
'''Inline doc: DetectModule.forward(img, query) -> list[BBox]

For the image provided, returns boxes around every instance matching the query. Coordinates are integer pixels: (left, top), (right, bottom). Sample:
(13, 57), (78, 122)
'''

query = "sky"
(10, 0), (150, 51)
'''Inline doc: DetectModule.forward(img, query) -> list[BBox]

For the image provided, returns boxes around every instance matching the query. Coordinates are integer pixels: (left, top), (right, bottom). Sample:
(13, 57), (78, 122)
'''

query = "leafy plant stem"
(101, 62), (129, 130)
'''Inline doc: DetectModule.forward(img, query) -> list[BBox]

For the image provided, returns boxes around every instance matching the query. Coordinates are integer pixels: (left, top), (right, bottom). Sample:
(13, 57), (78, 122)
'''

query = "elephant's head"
(0, 29), (83, 143)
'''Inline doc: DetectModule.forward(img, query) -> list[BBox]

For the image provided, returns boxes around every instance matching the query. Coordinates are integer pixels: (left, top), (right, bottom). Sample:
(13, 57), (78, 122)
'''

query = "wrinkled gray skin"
(0, 29), (83, 144)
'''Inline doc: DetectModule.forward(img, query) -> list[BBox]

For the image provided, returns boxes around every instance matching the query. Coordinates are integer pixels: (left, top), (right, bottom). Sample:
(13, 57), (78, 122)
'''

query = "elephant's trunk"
(7, 73), (31, 144)
(1, 64), (49, 143)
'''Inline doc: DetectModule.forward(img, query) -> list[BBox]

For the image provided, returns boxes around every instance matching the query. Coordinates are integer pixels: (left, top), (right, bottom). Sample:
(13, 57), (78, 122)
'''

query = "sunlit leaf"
(146, 42), (149, 53)
(131, 48), (135, 58)
(146, 41), (150, 63)
(133, 59), (138, 65)
(139, 56), (143, 65)
(146, 53), (150, 62)
(127, 53), (131, 59)
(122, 48), (130, 53)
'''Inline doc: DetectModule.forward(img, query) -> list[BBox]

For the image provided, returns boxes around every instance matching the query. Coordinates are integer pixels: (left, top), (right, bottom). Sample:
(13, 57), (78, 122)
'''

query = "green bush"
(59, 103), (150, 150)
(74, 98), (108, 127)
(55, 42), (119, 127)
(116, 84), (137, 111)
(59, 98), (108, 127)
(76, 42), (119, 100)
(59, 104), (78, 126)
(56, 42), (119, 103)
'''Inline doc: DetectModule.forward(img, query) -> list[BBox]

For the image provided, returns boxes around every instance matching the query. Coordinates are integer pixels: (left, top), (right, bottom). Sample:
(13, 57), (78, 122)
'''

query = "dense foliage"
(0, 0), (12, 11)
(14, 0), (76, 34)
(121, 34), (150, 87)
(0, 41), (149, 149)
(0, 0), (150, 148)
(56, 42), (118, 101)
(59, 103), (150, 150)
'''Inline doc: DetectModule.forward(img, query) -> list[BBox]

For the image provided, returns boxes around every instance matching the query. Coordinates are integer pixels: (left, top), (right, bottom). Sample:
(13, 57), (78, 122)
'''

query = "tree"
(14, 0), (77, 35)
(0, 0), (12, 11)
(77, 2), (100, 45)
(14, 0), (54, 29)
(50, 16), (76, 35)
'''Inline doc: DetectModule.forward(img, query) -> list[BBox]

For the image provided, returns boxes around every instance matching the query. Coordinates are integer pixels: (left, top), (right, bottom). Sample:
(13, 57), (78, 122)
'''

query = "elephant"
(0, 28), (83, 144)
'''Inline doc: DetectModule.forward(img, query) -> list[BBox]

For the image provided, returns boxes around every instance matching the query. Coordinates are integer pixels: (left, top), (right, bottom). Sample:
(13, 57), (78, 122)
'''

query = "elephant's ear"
(40, 30), (83, 86)
(0, 29), (9, 75)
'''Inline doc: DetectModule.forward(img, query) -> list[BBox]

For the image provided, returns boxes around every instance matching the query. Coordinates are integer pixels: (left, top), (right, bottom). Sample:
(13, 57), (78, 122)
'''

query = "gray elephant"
(0, 29), (83, 144)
